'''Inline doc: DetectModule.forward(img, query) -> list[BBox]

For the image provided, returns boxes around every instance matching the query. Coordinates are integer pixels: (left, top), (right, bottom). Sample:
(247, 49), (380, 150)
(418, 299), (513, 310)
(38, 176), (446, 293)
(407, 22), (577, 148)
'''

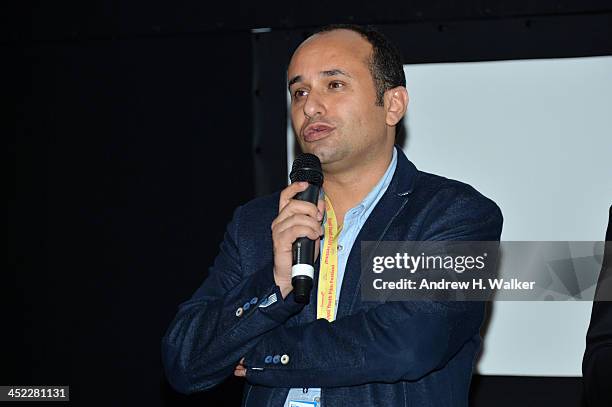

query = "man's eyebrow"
(321, 69), (351, 78)
(288, 75), (302, 89)
(287, 69), (352, 89)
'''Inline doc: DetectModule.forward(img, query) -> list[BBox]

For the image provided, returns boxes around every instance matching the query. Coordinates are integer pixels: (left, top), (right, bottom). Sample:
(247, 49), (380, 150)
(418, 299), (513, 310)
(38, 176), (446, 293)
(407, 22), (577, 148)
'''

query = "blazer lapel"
(336, 147), (419, 319)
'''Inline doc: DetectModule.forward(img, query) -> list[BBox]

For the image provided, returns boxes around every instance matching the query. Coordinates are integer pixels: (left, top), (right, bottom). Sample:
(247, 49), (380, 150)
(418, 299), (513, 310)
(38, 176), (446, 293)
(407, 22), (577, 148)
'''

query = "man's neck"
(322, 148), (394, 226)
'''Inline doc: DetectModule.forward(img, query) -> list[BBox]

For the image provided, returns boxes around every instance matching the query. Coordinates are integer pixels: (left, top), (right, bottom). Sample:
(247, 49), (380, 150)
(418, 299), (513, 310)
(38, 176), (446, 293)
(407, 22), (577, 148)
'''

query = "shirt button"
(243, 302), (251, 311)
(280, 354), (290, 365)
(264, 355), (273, 364)
(338, 244), (343, 251)
(272, 355), (281, 364)
(250, 297), (258, 305)
(235, 307), (243, 317)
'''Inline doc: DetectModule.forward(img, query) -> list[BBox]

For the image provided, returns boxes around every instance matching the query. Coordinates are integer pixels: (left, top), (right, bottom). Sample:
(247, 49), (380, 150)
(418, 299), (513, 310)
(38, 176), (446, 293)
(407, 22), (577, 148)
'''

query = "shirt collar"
(353, 146), (398, 221)
(320, 147), (398, 224)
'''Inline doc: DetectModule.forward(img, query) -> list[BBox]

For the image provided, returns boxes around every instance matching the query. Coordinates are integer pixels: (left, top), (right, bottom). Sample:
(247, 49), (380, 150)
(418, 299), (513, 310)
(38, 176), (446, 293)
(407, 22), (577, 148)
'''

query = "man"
(162, 25), (502, 406)
(582, 205), (612, 407)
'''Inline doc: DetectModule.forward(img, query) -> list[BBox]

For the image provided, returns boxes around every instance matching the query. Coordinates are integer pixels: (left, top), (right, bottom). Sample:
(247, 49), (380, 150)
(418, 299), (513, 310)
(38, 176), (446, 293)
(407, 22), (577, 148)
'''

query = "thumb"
(314, 236), (321, 261)
(317, 199), (326, 220)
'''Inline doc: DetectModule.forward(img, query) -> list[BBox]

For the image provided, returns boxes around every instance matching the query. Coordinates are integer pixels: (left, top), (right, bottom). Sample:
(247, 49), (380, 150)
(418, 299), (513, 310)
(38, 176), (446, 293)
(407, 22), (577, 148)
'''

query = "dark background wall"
(9, 14), (254, 406)
(6, 1), (611, 406)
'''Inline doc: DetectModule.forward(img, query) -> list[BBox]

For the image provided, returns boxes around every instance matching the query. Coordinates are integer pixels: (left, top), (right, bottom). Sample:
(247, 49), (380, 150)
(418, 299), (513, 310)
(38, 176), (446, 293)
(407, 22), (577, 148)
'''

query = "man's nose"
(303, 91), (326, 119)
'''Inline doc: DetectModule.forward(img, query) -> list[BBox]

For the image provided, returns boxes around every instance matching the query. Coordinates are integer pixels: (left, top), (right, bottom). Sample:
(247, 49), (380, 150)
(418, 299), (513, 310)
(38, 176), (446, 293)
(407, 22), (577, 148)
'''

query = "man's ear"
(384, 86), (409, 126)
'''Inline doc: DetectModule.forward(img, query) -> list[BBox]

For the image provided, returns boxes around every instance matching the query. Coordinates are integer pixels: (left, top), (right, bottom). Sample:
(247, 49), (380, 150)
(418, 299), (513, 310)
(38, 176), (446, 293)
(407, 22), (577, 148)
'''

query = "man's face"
(287, 30), (390, 173)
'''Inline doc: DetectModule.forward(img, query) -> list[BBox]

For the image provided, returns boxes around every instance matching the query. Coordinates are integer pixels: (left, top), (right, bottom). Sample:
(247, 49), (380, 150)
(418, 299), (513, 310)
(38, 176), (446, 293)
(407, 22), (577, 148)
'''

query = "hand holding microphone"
(271, 154), (324, 303)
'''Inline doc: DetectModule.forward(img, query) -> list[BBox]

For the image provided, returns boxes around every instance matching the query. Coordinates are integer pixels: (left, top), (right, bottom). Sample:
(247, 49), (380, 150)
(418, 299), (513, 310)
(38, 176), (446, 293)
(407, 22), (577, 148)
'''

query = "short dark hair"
(313, 24), (406, 106)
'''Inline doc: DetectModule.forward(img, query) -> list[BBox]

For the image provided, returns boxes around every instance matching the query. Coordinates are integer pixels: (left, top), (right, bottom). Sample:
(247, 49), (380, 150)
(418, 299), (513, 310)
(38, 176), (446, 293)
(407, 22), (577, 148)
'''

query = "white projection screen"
(287, 55), (612, 376)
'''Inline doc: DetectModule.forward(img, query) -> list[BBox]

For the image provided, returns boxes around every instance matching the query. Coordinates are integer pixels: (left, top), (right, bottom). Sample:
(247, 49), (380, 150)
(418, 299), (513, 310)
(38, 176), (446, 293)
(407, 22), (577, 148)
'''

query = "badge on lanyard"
(288, 400), (318, 407)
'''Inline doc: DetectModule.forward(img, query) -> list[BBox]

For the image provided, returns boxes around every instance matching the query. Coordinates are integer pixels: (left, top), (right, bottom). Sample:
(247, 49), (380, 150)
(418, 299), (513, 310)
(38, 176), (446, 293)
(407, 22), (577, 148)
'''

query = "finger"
(276, 226), (323, 248)
(283, 198), (320, 219)
(272, 200), (320, 229)
(297, 223), (324, 242)
(279, 182), (309, 212)
(275, 220), (324, 244)
(274, 214), (324, 237)
(275, 225), (323, 247)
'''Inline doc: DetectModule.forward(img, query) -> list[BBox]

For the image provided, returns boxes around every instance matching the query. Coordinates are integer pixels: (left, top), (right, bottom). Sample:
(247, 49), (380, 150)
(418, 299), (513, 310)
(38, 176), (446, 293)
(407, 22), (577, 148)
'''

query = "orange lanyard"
(317, 195), (342, 321)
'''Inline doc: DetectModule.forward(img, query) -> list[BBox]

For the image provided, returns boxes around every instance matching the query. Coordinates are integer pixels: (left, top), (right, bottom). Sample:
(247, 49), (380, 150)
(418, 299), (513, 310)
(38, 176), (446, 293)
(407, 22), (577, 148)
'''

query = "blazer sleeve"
(243, 188), (503, 388)
(161, 205), (304, 394)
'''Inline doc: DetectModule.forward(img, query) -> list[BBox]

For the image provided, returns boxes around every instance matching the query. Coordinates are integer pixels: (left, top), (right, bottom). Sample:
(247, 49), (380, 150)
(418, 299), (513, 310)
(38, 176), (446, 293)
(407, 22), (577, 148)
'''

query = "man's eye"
(329, 81), (344, 89)
(293, 89), (308, 98)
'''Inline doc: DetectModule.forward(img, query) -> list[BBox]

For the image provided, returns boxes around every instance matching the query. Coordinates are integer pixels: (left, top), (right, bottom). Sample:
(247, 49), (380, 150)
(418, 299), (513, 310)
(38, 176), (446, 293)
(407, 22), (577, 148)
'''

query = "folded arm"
(161, 205), (304, 394)
(244, 189), (503, 388)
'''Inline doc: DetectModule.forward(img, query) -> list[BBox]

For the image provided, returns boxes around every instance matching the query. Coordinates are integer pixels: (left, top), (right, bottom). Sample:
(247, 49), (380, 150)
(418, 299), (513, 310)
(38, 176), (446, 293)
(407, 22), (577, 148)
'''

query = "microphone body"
(289, 154), (324, 304)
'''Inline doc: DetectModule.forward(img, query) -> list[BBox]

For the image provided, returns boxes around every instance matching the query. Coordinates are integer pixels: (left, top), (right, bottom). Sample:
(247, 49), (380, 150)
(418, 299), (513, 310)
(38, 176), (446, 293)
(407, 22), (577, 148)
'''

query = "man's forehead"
(292, 30), (371, 60)
(288, 30), (372, 79)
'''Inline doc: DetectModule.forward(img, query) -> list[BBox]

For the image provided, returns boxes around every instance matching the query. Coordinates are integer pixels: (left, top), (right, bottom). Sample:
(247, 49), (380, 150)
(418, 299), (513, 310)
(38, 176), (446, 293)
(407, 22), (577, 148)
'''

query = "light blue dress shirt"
(283, 148), (398, 407)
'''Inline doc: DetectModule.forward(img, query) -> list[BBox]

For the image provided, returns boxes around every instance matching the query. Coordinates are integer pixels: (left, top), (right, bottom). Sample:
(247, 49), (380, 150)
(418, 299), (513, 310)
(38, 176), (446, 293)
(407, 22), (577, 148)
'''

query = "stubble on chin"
(311, 144), (351, 168)
(295, 130), (349, 166)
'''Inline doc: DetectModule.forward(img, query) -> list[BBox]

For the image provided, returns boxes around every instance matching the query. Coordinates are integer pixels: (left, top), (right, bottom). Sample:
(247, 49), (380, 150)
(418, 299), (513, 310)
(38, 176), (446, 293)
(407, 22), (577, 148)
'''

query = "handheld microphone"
(289, 153), (324, 304)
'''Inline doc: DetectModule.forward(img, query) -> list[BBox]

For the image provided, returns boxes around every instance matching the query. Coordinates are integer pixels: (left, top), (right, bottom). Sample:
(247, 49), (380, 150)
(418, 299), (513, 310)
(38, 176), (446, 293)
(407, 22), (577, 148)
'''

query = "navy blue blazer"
(162, 147), (503, 406)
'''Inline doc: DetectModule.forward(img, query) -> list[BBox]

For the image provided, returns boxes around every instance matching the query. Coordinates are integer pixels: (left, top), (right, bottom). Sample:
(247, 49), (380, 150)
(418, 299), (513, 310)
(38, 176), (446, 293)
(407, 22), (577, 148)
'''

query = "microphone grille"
(290, 153), (323, 186)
